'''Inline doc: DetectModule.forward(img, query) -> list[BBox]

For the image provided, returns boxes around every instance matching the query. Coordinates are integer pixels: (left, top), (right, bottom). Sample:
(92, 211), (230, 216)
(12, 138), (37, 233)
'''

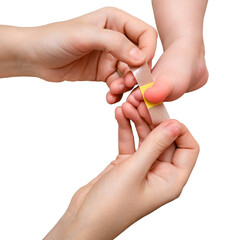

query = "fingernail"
(129, 47), (145, 61)
(165, 122), (182, 137)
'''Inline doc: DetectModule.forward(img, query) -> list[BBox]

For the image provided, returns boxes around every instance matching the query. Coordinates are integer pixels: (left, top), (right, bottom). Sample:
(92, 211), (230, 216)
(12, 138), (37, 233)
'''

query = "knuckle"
(195, 141), (200, 154)
(169, 119), (181, 126)
(113, 33), (127, 48)
(168, 173), (186, 200)
(115, 107), (120, 120)
(102, 6), (119, 13)
(198, 63), (209, 84)
(152, 136), (166, 154)
(98, 7), (121, 23)
(202, 68), (209, 85)
(190, 135), (200, 156)
(109, 159), (118, 166)
(170, 181), (184, 200)
(152, 26), (158, 39)
(174, 189), (183, 199)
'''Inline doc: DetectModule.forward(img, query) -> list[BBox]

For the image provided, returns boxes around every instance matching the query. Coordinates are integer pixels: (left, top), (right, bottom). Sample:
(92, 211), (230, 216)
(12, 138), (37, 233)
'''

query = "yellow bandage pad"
(140, 82), (162, 109)
(130, 62), (169, 125)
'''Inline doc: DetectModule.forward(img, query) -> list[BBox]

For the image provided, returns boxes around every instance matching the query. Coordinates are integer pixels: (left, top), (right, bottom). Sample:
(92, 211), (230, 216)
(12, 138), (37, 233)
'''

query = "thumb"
(132, 120), (182, 176)
(87, 26), (146, 66)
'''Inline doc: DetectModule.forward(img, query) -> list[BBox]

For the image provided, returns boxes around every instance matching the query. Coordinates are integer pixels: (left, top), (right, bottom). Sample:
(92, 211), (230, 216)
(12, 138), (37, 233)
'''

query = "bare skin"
(108, 0), (208, 104)
(44, 109), (199, 240)
(0, 7), (157, 104)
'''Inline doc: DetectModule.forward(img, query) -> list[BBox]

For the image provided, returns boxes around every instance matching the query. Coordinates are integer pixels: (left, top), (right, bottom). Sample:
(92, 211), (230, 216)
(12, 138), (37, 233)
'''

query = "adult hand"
(44, 107), (199, 240)
(0, 7), (157, 103)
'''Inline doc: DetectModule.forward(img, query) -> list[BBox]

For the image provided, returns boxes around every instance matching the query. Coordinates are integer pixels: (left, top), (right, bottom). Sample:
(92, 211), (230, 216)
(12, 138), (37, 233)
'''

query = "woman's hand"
(44, 105), (199, 240)
(0, 7), (157, 103)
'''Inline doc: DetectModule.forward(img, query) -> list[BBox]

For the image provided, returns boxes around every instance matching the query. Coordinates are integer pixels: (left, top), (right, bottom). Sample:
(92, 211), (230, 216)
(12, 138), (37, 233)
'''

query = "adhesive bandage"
(130, 63), (170, 125)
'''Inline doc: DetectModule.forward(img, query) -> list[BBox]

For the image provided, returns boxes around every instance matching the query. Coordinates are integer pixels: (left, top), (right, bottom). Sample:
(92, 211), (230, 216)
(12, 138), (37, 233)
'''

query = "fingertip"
(109, 78), (126, 95)
(115, 106), (122, 120)
(160, 119), (183, 138)
(115, 106), (127, 128)
(165, 123), (182, 137)
(106, 91), (115, 104)
(106, 91), (123, 104)
(122, 102), (131, 115)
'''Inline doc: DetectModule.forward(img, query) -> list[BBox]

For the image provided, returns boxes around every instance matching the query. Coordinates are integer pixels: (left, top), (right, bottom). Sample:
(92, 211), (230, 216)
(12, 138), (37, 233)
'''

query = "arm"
(0, 26), (32, 78)
(143, 0), (209, 103)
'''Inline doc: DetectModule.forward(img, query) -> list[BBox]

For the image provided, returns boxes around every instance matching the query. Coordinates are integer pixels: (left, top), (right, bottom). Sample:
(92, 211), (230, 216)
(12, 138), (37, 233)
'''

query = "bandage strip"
(130, 62), (169, 125)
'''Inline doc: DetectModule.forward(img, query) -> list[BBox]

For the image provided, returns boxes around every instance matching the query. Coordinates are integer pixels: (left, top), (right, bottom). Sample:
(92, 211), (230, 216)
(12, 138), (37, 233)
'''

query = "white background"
(0, 0), (240, 239)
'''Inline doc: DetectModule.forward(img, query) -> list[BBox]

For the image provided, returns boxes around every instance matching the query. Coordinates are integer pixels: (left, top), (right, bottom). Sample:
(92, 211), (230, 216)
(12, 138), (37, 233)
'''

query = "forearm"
(152, 0), (208, 49)
(43, 210), (86, 240)
(0, 25), (33, 78)
(44, 209), (120, 240)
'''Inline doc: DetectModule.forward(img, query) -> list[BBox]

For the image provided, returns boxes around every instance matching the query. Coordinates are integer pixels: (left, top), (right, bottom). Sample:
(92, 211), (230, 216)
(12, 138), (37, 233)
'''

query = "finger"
(127, 87), (143, 102)
(106, 91), (123, 104)
(156, 143), (176, 163)
(124, 71), (137, 88)
(137, 101), (176, 163)
(105, 71), (122, 89)
(105, 71), (124, 104)
(103, 7), (157, 63)
(109, 78), (132, 95)
(172, 124), (199, 171)
(117, 61), (131, 77)
(137, 101), (152, 126)
(86, 26), (146, 66)
(122, 102), (151, 146)
(163, 124), (200, 191)
(132, 119), (182, 176)
(132, 87), (143, 101)
(126, 92), (141, 107)
(77, 7), (157, 65)
(115, 106), (135, 154)
(126, 87), (143, 107)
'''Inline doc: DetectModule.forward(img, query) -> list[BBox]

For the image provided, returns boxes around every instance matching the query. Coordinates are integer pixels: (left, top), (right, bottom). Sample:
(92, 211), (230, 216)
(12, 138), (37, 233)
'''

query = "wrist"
(44, 210), (82, 240)
(0, 25), (35, 78)
(44, 207), (115, 240)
